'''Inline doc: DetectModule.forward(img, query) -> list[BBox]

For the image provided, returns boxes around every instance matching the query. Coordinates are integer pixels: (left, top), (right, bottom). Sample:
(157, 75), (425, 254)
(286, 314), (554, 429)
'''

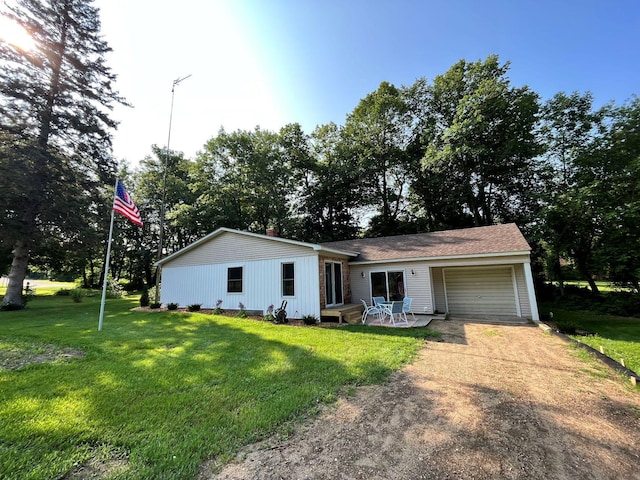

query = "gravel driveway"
(201, 319), (640, 480)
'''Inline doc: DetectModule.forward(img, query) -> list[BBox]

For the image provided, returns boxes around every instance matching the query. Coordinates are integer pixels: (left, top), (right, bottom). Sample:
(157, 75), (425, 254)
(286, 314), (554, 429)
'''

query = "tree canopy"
(0, 0), (126, 306)
(2, 18), (639, 302)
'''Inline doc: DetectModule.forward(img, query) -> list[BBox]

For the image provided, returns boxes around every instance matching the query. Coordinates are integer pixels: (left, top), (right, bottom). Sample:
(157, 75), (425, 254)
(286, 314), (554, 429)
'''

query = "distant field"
(0, 278), (76, 297)
(560, 280), (635, 293)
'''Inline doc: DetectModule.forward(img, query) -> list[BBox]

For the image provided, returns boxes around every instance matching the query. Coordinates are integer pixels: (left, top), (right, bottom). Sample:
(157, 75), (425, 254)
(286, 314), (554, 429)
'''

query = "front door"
(325, 262), (343, 306)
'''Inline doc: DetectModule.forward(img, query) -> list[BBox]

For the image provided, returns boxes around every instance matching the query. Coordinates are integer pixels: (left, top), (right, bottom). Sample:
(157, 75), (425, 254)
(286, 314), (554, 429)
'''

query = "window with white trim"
(227, 266), (243, 293)
(282, 262), (295, 296)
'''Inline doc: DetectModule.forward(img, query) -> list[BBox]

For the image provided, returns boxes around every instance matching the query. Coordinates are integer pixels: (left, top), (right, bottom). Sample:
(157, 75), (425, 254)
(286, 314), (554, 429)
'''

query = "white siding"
(444, 266), (518, 316)
(514, 264), (532, 318)
(163, 231), (315, 268)
(161, 255), (321, 318)
(351, 257), (535, 319)
(350, 263), (433, 314)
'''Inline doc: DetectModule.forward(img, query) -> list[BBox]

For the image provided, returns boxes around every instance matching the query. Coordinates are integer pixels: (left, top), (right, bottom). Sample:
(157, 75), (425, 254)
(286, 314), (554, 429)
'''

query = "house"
(155, 223), (540, 322)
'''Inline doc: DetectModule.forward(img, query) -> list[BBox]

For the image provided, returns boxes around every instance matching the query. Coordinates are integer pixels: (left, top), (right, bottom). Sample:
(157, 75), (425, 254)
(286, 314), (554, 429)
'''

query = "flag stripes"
(113, 180), (143, 226)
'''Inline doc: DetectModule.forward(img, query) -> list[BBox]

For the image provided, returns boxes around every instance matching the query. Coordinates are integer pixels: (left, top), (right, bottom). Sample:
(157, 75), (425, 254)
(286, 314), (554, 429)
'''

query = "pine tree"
(0, 0), (127, 306)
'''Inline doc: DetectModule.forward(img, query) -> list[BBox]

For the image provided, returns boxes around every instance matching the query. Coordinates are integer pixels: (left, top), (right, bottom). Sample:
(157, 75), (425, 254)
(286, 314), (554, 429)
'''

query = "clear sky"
(95, 0), (639, 165)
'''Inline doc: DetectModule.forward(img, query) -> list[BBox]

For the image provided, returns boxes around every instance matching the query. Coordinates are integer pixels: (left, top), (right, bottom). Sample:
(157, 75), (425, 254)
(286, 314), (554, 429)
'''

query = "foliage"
(187, 304), (201, 312)
(541, 95), (640, 293)
(105, 278), (124, 299)
(418, 56), (542, 229)
(70, 289), (85, 303)
(54, 288), (71, 296)
(341, 82), (414, 236)
(148, 286), (158, 304)
(553, 319), (578, 335)
(193, 127), (299, 236)
(167, 302), (178, 311)
(212, 299), (224, 315)
(139, 287), (150, 307)
(235, 302), (247, 318)
(0, 0), (127, 306)
(2, 43), (640, 297)
(542, 283), (640, 317)
(302, 314), (319, 325)
(149, 302), (161, 309)
(0, 295), (434, 479)
(262, 303), (274, 321)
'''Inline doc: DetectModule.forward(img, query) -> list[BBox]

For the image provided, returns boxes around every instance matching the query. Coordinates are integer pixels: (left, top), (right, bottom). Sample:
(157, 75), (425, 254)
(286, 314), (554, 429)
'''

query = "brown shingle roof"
(320, 223), (530, 263)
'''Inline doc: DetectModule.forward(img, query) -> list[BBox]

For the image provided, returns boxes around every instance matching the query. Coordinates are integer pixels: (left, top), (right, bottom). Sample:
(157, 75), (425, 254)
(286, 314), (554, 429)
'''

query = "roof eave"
(348, 250), (532, 265)
(155, 227), (358, 266)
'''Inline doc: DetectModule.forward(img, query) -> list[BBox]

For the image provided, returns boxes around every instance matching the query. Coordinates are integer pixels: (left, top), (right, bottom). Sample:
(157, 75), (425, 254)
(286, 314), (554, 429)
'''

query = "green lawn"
(539, 304), (640, 376)
(560, 280), (635, 293)
(0, 292), (436, 479)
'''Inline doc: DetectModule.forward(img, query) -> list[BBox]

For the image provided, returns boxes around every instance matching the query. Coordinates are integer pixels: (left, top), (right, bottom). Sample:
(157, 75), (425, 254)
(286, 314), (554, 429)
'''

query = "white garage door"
(444, 267), (518, 316)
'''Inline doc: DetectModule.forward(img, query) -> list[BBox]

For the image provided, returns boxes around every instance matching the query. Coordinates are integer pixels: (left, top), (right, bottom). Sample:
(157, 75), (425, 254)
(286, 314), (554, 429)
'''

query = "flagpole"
(98, 178), (118, 331)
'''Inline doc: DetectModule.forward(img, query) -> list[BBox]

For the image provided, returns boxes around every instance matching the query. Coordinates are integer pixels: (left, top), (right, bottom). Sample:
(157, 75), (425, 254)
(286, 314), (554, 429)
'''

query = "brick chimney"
(266, 228), (278, 237)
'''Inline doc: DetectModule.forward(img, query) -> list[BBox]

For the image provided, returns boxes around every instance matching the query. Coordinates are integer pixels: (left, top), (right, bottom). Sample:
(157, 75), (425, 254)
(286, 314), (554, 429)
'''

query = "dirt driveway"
(201, 319), (640, 480)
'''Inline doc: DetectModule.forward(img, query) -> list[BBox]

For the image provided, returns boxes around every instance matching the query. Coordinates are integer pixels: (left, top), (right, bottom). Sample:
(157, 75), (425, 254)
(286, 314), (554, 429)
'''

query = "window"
(282, 262), (295, 296)
(370, 270), (405, 301)
(227, 266), (243, 293)
(325, 261), (343, 306)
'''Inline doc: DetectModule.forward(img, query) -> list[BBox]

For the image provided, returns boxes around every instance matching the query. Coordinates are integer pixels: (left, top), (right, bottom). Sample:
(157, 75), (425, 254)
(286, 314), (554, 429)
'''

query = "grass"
(540, 303), (640, 376)
(0, 291), (437, 479)
(559, 280), (635, 293)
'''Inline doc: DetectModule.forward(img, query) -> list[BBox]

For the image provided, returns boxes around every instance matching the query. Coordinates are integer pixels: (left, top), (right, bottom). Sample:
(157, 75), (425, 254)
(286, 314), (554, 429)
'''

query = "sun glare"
(0, 15), (36, 51)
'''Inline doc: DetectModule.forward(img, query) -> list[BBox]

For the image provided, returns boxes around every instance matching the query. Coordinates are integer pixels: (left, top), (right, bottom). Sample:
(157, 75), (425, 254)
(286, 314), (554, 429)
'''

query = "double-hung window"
(282, 263), (295, 297)
(227, 266), (243, 293)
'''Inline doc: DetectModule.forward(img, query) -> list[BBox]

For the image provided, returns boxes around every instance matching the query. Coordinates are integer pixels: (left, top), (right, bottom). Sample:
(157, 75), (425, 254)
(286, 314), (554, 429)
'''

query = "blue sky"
(95, 0), (639, 164)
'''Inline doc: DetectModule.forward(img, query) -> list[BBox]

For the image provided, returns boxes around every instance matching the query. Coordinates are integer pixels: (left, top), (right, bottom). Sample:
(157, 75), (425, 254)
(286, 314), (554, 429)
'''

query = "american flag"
(113, 181), (143, 226)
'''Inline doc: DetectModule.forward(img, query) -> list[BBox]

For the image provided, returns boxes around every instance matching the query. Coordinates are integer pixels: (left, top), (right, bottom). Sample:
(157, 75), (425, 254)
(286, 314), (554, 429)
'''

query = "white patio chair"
(403, 297), (416, 321)
(383, 301), (408, 326)
(361, 299), (384, 324)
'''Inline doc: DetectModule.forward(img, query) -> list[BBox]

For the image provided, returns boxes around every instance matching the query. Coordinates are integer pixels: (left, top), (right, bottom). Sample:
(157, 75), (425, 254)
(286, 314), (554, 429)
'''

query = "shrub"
(70, 289), (85, 303)
(139, 288), (150, 307)
(150, 302), (161, 309)
(105, 278), (124, 299)
(235, 302), (247, 318)
(213, 299), (224, 315)
(302, 314), (318, 325)
(55, 289), (71, 296)
(148, 286), (159, 304)
(167, 303), (179, 311)
(187, 304), (201, 312)
(22, 290), (35, 305)
(262, 313), (275, 322)
(554, 319), (578, 335)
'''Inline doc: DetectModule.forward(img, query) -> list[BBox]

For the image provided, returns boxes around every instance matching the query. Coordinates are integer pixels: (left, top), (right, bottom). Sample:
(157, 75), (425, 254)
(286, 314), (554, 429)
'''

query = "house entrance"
(325, 261), (343, 306)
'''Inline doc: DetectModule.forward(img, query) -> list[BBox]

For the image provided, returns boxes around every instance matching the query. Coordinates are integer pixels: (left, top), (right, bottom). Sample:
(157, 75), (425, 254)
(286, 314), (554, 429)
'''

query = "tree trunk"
(586, 276), (600, 295)
(2, 240), (31, 306)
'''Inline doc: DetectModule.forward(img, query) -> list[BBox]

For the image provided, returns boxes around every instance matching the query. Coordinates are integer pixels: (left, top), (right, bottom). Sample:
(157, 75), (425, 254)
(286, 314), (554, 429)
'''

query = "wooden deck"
(320, 303), (364, 324)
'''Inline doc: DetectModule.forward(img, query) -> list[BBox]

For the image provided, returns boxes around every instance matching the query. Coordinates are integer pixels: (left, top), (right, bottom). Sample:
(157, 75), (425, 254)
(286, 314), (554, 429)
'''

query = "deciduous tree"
(418, 56), (541, 227)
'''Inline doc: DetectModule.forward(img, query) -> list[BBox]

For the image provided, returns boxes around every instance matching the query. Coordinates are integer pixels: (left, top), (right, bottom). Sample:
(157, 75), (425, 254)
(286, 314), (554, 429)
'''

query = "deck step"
(343, 310), (363, 324)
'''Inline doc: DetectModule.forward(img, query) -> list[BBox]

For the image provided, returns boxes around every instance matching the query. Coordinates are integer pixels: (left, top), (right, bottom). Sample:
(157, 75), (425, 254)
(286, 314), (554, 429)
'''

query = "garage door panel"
(445, 267), (517, 316)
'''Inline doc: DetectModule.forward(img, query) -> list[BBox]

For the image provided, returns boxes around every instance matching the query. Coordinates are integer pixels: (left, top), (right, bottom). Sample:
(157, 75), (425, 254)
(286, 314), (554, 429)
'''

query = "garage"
(444, 266), (519, 317)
